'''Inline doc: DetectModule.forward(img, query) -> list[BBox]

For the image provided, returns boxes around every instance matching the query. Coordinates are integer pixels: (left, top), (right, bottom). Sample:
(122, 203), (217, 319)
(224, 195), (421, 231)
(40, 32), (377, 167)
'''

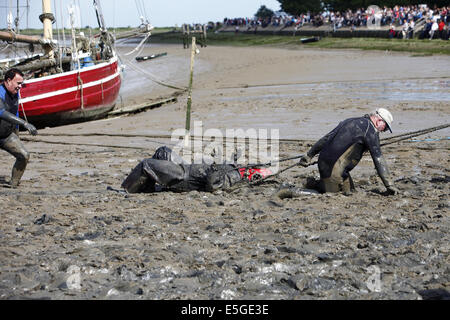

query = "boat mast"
(27, 0), (30, 30)
(41, 0), (54, 58)
(15, 0), (19, 32)
(93, 0), (107, 32)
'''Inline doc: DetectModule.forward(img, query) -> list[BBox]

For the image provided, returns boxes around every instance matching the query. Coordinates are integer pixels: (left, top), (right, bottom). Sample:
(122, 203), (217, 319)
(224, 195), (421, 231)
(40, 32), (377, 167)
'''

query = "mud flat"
(0, 43), (449, 300)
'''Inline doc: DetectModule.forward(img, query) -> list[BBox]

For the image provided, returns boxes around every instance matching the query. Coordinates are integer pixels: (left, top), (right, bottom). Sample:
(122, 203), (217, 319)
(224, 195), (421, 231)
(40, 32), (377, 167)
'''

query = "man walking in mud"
(299, 108), (400, 195)
(0, 68), (38, 188)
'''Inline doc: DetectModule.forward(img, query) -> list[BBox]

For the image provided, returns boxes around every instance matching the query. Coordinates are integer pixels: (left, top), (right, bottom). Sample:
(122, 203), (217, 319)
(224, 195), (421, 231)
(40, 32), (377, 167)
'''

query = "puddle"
(219, 79), (450, 103)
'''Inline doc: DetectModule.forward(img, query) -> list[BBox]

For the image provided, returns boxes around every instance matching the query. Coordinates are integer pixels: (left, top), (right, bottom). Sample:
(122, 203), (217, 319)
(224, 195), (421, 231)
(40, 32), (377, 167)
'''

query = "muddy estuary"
(0, 43), (449, 301)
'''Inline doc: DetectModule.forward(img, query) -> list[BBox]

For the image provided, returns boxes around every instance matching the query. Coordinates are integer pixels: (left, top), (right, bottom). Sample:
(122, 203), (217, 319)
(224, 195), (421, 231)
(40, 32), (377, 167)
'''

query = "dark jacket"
(0, 84), (19, 139)
(307, 115), (392, 187)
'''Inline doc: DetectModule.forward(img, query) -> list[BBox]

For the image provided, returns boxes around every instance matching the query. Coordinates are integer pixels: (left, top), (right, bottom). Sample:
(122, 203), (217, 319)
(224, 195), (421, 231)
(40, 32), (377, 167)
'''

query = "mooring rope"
(119, 52), (187, 91)
(123, 32), (151, 56)
(34, 123), (449, 146)
(226, 122), (450, 190)
(380, 123), (449, 146)
(20, 123), (449, 160)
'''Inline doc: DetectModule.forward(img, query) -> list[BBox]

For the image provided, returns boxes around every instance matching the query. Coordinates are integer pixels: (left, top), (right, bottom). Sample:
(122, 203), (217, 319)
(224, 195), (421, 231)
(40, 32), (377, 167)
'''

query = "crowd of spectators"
(222, 4), (450, 39)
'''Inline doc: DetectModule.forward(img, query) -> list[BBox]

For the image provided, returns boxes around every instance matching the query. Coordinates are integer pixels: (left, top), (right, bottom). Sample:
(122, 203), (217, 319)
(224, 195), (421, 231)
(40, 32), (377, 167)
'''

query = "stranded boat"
(0, 0), (151, 128)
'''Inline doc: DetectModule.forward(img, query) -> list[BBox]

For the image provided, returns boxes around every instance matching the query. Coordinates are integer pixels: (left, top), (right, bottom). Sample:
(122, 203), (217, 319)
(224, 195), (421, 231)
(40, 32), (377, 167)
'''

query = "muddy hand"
(298, 155), (312, 167)
(25, 123), (38, 136)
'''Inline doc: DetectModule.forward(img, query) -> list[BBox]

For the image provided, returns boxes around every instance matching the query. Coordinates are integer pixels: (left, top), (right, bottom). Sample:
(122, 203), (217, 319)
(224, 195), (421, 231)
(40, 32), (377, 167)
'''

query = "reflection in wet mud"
(219, 79), (450, 103)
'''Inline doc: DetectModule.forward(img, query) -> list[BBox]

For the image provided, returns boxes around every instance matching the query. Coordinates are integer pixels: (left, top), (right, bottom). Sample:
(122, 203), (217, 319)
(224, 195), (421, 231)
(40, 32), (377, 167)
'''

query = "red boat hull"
(18, 57), (121, 128)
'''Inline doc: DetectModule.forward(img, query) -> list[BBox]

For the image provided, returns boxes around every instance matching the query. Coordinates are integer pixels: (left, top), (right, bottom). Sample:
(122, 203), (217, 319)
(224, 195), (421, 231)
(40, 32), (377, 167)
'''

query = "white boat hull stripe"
(23, 56), (118, 84)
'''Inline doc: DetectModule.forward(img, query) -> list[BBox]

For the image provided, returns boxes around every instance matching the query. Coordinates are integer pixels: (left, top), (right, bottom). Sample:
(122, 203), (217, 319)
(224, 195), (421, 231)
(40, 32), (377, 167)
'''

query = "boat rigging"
(0, 0), (152, 128)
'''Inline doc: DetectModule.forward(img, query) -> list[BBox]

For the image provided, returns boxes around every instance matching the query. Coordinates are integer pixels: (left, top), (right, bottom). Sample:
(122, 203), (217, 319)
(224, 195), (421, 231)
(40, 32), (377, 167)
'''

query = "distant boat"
(300, 36), (320, 43)
(0, 0), (151, 128)
(136, 52), (167, 62)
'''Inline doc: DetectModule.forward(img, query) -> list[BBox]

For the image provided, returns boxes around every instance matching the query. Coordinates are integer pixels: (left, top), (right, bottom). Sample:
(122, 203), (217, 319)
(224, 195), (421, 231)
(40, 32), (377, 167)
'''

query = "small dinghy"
(300, 36), (320, 44)
(135, 52), (167, 62)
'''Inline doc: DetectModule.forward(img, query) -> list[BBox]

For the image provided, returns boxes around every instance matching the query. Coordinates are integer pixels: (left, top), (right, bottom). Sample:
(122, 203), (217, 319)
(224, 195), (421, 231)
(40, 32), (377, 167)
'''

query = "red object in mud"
(239, 167), (272, 181)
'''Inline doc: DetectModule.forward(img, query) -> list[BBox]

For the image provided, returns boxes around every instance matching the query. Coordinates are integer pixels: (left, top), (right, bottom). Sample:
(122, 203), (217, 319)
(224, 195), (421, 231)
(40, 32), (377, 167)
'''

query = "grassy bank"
(149, 30), (450, 56)
(307, 37), (450, 56)
(17, 27), (450, 55)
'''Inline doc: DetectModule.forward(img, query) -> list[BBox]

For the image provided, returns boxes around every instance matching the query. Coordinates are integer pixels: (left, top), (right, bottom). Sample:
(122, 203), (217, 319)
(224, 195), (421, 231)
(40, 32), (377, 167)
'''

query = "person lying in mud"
(299, 108), (400, 195)
(122, 146), (264, 193)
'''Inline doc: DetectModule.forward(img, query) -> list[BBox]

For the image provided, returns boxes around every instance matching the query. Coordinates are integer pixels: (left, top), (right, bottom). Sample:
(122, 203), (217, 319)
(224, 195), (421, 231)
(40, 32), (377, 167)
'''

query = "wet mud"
(0, 43), (449, 300)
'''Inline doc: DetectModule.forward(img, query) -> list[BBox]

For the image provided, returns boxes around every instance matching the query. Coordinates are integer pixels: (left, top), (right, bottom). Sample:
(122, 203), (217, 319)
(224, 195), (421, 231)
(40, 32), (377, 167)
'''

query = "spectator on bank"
(389, 24), (396, 38)
(438, 19), (446, 39)
(402, 20), (410, 39)
(219, 3), (450, 35)
(430, 19), (439, 39)
(420, 19), (432, 39)
(408, 19), (415, 39)
(445, 6), (450, 26)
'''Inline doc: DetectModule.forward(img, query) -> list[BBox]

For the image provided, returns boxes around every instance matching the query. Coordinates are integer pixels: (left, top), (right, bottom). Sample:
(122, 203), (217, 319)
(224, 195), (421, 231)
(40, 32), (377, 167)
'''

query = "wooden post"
(184, 36), (197, 147)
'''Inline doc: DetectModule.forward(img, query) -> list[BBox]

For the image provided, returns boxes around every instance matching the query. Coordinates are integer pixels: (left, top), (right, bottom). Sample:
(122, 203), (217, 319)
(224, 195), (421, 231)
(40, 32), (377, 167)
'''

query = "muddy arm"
(0, 106), (38, 136)
(366, 132), (395, 189)
(307, 130), (336, 158)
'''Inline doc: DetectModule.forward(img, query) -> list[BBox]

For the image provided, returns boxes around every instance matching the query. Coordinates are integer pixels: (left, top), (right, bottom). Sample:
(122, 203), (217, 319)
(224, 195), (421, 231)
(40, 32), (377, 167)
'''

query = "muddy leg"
(320, 176), (341, 193)
(122, 159), (186, 193)
(121, 161), (155, 193)
(1, 133), (29, 188)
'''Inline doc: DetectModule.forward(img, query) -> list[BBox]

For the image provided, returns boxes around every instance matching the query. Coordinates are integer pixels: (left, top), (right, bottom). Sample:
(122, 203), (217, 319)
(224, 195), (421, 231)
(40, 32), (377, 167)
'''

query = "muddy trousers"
(0, 133), (30, 187)
(319, 148), (356, 194)
(121, 159), (186, 193)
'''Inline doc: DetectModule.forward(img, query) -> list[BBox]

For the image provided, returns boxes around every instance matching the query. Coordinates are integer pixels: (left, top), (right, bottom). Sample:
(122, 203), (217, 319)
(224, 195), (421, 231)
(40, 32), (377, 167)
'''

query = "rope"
(0, 44), (10, 52)
(409, 137), (450, 143)
(21, 137), (150, 150)
(382, 123), (449, 141)
(134, 0), (144, 19)
(20, 102), (28, 122)
(252, 160), (318, 185)
(141, 0), (149, 23)
(134, 0), (149, 23)
(381, 123), (449, 146)
(115, 26), (187, 91)
(119, 52), (187, 91)
(225, 160), (318, 193)
(33, 123), (450, 148)
(124, 32), (151, 56)
(224, 123), (450, 191)
(78, 74), (84, 109)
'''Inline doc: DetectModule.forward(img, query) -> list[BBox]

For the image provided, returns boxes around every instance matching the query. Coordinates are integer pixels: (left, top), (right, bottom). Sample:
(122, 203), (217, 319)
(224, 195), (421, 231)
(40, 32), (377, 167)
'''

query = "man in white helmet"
(299, 108), (399, 195)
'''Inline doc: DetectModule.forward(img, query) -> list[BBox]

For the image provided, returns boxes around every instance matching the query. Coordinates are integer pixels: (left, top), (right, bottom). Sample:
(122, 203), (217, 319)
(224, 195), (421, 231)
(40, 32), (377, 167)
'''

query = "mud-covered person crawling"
(121, 146), (266, 193)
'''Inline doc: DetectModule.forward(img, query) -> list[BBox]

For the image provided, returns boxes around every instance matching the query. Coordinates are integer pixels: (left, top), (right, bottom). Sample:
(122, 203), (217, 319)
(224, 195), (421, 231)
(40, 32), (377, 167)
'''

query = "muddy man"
(299, 108), (400, 195)
(122, 146), (243, 193)
(0, 68), (38, 188)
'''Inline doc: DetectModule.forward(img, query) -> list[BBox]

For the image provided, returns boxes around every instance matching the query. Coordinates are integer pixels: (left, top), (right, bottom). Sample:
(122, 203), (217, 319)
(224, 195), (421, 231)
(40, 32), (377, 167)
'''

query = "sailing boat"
(0, 0), (151, 128)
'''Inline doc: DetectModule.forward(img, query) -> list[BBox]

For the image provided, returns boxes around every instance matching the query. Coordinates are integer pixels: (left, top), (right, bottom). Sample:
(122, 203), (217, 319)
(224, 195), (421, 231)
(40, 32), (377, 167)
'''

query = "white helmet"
(376, 108), (393, 132)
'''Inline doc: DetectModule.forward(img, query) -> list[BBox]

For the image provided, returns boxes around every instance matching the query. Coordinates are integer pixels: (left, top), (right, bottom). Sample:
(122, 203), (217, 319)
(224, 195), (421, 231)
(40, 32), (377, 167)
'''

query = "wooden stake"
(185, 36), (197, 147)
